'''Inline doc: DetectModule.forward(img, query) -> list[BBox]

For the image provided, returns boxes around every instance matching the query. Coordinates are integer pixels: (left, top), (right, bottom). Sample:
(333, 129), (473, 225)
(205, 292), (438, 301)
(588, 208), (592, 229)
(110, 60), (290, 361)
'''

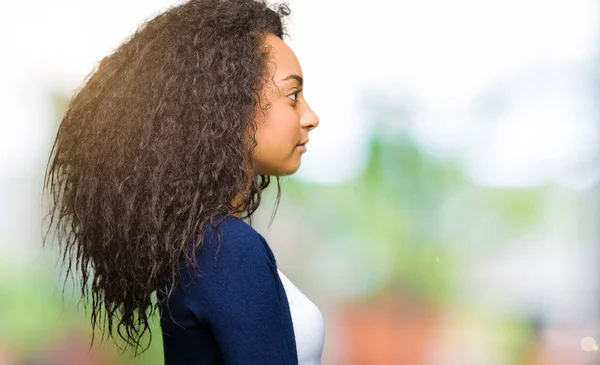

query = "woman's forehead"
(265, 34), (303, 79)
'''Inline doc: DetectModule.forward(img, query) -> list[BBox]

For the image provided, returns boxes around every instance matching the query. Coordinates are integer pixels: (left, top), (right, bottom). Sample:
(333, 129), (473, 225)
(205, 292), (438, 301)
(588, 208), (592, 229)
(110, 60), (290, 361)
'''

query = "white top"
(277, 268), (326, 365)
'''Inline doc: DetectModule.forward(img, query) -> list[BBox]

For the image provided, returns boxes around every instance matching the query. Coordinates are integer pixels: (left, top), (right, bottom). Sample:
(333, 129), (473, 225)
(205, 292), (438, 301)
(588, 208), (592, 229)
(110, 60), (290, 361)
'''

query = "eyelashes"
(287, 89), (302, 106)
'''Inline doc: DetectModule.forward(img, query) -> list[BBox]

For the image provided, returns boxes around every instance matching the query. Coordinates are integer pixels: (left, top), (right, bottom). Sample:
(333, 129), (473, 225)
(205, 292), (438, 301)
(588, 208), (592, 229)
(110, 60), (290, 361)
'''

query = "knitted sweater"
(159, 215), (320, 364)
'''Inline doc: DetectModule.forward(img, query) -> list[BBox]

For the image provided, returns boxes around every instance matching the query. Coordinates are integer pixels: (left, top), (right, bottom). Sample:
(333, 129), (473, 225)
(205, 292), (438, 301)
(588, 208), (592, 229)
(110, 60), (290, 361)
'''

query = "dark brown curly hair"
(43, 0), (291, 355)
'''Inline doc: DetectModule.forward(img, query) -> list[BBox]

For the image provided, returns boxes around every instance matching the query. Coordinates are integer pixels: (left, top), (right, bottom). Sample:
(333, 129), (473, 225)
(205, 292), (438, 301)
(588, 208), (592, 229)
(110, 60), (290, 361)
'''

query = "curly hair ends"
(43, 0), (291, 355)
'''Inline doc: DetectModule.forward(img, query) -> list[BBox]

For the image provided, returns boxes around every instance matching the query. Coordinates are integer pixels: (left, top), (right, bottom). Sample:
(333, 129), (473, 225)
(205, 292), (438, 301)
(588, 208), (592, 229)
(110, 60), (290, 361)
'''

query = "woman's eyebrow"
(277, 74), (303, 87)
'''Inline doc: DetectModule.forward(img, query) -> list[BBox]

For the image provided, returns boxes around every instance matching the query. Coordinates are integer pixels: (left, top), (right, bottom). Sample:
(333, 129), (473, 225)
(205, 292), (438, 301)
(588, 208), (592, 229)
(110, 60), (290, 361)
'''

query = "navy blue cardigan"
(159, 216), (299, 364)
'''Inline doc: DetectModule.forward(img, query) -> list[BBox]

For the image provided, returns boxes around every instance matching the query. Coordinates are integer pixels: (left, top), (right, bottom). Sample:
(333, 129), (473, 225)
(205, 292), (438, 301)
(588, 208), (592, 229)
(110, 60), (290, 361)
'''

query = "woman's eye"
(288, 91), (298, 102)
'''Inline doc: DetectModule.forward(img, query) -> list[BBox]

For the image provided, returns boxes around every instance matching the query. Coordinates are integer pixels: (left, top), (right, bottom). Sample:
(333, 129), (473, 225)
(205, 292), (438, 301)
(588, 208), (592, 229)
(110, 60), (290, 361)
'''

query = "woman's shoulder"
(199, 215), (275, 264)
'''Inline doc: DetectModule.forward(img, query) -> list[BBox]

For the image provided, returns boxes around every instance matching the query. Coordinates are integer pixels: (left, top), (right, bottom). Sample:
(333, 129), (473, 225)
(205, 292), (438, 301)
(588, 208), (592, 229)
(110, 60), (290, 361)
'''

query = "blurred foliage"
(0, 260), (72, 354)
(284, 133), (547, 303)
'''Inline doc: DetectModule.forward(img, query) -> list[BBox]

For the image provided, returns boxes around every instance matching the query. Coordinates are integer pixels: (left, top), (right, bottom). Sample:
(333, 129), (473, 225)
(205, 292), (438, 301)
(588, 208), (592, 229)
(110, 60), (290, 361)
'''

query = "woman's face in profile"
(252, 33), (320, 176)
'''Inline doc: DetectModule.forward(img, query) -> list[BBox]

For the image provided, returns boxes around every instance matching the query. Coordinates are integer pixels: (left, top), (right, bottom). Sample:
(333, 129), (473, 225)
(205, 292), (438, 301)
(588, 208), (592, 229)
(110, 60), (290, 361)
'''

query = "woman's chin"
(257, 156), (302, 177)
(275, 162), (301, 177)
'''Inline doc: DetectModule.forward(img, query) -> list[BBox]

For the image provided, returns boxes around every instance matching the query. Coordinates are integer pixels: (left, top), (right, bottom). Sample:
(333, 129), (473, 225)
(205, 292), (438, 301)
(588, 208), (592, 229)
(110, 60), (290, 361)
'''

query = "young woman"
(43, 0), (324, 364)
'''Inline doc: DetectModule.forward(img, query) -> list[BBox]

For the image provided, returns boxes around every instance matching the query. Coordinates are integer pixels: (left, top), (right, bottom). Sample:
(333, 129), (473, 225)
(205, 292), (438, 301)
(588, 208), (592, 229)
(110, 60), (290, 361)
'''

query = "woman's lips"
(296, 139), (308, 151)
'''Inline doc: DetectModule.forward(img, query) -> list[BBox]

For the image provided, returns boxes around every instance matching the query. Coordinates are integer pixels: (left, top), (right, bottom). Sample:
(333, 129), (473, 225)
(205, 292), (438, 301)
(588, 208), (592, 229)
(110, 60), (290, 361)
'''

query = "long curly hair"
(43, 0), (290, 354)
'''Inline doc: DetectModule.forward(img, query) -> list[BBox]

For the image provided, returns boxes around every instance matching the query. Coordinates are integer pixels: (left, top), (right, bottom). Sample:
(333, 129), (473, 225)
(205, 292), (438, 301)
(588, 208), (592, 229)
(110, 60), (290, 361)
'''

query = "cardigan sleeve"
(183, 224), (297, 364)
